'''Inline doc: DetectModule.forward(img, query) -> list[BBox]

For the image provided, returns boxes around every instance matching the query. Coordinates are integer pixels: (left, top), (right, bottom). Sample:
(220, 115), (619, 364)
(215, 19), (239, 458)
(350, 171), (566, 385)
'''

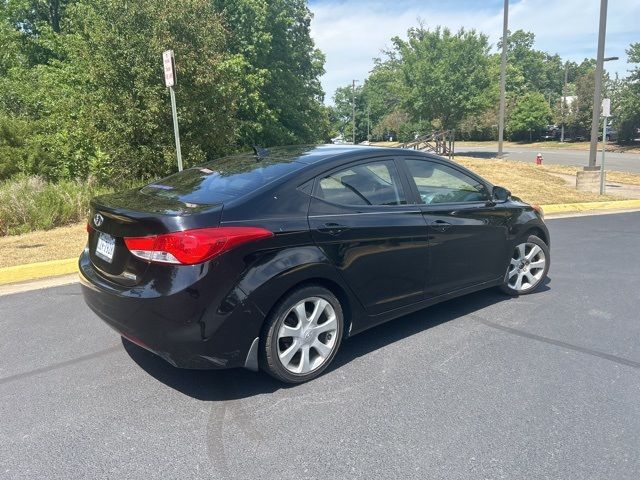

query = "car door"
(308, 158), (429, 317)
(400, 157), (511, 298)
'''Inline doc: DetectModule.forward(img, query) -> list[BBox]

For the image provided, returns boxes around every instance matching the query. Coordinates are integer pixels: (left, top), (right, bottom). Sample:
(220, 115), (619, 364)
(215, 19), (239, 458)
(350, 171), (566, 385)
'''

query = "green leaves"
(506, 92), (551, 140)
(0, 0), (329, 184)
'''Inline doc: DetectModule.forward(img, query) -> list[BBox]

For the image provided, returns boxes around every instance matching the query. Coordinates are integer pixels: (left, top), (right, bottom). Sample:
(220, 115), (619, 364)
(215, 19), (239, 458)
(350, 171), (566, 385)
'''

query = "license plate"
(95, 232), (116, 263)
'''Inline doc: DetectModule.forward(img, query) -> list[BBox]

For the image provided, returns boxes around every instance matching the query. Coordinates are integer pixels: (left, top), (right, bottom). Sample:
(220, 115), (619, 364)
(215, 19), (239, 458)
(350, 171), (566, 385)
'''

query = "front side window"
(405, 159), (489, 205)
(316, 160), (406, 206)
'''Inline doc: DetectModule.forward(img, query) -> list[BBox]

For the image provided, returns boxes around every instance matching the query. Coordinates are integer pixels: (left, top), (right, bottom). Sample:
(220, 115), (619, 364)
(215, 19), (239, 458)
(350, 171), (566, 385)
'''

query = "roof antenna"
(252, 145), (270, 159)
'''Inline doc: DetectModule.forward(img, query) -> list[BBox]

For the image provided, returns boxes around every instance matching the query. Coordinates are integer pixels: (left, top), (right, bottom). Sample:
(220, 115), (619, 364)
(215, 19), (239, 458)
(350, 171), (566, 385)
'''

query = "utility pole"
(587, 0), (608, 169)
(560, 62), (568, 142)
(351, 79), (358, 144)
(367, 105), (370, 142)
(497, 0), (509, 159)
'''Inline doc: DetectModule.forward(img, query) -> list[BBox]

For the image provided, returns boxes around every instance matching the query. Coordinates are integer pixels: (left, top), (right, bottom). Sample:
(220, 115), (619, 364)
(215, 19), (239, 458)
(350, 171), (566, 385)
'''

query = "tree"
(507, 92), (551, 140)
(390, 26), (493, 129)
(331, 84), (366, 143)
(616, 43), (640, 143)
(566, 71), (596, 138)
(0, 0), (330, 183)
(500, 30), (564, 97)
(1, 0), (245, 182)
(212, 0), (329, 146)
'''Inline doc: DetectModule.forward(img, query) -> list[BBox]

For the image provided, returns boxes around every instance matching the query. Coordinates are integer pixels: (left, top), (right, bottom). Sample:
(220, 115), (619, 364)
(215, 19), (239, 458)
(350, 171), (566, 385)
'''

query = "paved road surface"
(2, 213), (640, 479)
(457, 145), (640, 173)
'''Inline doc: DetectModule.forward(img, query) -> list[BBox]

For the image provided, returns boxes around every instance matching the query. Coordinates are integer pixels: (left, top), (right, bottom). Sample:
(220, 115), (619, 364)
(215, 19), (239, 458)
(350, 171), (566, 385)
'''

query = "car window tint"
(405, 159), (489, 204)
(139, 149), (310, 205)
(317, 160), (406, 206)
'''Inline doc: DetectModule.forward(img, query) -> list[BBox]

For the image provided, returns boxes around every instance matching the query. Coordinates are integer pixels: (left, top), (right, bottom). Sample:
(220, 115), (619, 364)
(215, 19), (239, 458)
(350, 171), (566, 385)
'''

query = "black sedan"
(79, 145), (550, 383)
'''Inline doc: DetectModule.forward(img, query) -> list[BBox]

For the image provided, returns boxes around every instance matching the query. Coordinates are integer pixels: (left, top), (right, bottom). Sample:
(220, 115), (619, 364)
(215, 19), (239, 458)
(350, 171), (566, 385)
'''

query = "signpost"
(163, 50), (183, 172)
(600, 98), (610, 195)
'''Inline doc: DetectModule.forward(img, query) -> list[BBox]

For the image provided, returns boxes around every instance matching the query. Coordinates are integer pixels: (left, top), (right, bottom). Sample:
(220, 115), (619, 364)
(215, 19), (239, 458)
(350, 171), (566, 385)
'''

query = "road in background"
(2, 213), (640, 479)
(457, 145), (640, 173)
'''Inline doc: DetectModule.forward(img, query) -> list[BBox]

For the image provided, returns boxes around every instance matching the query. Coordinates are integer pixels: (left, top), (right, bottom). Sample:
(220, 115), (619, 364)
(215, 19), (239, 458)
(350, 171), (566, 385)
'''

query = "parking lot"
(2, 212), (640, 479)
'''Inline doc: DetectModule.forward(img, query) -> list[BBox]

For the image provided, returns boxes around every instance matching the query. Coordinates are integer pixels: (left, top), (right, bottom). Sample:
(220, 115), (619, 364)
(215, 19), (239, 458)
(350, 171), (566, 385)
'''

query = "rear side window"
(316, 160), (406, 206)
(404, 159), (489, 204)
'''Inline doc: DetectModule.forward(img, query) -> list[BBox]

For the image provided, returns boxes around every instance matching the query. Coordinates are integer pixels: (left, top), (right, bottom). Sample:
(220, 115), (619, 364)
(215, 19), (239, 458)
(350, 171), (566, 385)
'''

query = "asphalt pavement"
(2, 212), (640, 479)
(456, 145), (640, 173)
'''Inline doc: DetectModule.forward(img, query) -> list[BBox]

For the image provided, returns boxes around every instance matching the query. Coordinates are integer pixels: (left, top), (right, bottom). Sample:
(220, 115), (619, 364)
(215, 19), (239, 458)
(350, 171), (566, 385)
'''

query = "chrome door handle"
(317, 222), (350, 236)
(429, 220), (452, 231)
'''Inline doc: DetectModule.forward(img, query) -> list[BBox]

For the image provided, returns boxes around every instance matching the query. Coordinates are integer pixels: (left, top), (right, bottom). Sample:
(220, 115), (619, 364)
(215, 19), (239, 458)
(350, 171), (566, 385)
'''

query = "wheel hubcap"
(277, 297), (338, 374)
(507, 242), (546, 292)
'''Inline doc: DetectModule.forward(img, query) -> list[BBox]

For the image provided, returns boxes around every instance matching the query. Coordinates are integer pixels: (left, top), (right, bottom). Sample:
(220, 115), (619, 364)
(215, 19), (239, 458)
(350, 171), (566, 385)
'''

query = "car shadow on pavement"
(123, 279), (550, 402)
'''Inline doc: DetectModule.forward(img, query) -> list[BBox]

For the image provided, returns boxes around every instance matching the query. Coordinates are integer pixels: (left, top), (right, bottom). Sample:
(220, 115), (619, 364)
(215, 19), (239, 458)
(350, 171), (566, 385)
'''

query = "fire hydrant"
(535, 153), (543, 165)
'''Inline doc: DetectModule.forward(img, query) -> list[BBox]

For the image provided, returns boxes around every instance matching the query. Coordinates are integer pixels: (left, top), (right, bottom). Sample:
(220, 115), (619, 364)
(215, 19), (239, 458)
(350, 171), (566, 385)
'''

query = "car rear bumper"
(78, 249), (264, 370)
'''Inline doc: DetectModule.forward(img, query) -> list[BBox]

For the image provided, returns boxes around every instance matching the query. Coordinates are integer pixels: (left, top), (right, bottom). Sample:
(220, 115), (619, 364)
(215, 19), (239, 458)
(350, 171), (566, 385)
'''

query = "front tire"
(500, 235), (550, 296)
(261, 285), (344, 384)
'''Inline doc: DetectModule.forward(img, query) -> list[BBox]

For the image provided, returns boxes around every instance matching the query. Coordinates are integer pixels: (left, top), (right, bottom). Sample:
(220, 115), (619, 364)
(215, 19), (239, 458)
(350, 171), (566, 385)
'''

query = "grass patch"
(528, 163), (640, 187)
(0, 177), (110, 236)
(0, 222), (86, 268)
(455, 140), (640, 154)
(454, 157), (622, 205)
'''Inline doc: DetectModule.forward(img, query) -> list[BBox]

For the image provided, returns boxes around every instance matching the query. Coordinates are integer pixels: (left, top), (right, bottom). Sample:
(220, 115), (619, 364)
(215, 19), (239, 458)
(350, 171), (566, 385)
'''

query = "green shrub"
(0, 176), (111, 235)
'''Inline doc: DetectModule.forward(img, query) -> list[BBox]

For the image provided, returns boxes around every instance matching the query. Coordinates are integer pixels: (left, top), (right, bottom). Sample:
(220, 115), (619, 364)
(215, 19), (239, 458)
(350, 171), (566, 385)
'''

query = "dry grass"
(455, 140), (640, 154)
(528, 163), (640, 187)
(0, 222), (86, 268)
(454, 157), (623, 205)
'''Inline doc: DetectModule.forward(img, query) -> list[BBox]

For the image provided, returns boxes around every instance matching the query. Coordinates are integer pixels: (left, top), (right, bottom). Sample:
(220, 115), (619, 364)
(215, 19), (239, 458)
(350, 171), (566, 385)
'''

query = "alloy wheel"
(276, 297), (338, 374)
(507, 242), (546, 293)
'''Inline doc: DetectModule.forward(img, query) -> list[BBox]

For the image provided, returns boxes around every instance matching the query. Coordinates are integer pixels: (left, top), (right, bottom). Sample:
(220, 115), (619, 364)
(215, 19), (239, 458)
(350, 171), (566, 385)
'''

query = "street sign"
(162, 50), (176, 88)
(162, 49), (182, 171)
(602, 98), (610, 117)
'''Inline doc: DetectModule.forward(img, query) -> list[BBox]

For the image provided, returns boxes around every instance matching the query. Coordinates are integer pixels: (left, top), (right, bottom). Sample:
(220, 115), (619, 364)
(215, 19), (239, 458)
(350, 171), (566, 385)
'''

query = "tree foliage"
(393, 26), (493, 129)
(0, 0), (329, 184)
(329, 24), (637, 146)
(617, 43), (640, 142)
(507, 92), (551, 140)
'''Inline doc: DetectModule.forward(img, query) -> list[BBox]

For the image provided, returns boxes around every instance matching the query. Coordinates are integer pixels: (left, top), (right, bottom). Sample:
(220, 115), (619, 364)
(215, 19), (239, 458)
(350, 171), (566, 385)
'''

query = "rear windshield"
(140, 153), (305, 205)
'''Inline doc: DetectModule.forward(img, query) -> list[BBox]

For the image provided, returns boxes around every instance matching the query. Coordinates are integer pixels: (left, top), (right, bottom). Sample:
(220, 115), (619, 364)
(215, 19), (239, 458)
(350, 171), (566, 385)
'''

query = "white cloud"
(309, 0), (640, 103)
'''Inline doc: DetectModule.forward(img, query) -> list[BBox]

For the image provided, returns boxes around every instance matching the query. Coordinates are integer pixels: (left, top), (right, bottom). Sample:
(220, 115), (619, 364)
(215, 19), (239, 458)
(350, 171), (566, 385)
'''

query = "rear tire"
(261, 285), (343, 384)
(500, 235), (550, 296)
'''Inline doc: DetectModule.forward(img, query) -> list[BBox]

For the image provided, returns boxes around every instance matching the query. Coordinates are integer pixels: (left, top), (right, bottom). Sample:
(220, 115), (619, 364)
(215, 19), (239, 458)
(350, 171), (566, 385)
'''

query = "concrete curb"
(1, 199), (640, 288)
(0, 258), (78, 286)
(541, 199), (640, 215)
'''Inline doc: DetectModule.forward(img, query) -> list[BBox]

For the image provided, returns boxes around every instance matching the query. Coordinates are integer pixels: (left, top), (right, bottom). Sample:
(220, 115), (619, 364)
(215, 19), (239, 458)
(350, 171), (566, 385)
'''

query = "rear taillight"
(123, 227), (273, 265)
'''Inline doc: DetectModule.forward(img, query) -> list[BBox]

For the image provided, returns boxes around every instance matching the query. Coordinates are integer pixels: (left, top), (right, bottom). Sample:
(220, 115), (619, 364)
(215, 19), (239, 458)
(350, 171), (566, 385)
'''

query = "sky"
(308, 0), (640, 103)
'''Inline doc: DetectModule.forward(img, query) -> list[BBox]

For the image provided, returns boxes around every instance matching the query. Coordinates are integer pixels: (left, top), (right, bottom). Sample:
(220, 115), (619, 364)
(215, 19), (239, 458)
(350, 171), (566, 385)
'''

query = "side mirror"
(492, 186), (511, 202)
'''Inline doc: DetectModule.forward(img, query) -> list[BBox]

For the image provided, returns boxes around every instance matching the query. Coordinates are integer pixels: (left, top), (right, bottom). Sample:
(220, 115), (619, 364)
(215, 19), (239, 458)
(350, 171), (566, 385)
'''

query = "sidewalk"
(548, 172), (640, 199)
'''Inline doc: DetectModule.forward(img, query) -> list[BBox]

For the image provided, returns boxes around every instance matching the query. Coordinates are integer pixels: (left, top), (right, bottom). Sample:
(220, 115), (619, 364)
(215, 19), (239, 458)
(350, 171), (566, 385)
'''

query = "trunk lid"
(88, 188), (223, 286)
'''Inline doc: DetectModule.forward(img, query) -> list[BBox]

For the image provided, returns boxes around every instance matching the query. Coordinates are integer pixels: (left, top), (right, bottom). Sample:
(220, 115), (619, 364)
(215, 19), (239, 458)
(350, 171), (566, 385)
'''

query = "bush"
(0, 176), (111, 235)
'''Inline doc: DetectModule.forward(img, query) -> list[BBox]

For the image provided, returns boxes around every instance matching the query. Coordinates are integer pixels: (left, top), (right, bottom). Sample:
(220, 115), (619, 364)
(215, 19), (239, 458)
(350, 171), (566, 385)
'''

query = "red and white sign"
(162, 50), (175, 87)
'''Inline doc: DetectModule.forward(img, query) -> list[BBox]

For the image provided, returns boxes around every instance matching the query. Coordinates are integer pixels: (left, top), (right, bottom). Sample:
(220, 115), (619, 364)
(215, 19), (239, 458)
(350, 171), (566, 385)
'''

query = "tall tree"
(1, 0), (245, 182)
(616, 43), (640, 142)
(391, 26), (493, 129)
(212, 0), (328, 146)
(566, 71), (596, 138)
(507, 92), (551, 140)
